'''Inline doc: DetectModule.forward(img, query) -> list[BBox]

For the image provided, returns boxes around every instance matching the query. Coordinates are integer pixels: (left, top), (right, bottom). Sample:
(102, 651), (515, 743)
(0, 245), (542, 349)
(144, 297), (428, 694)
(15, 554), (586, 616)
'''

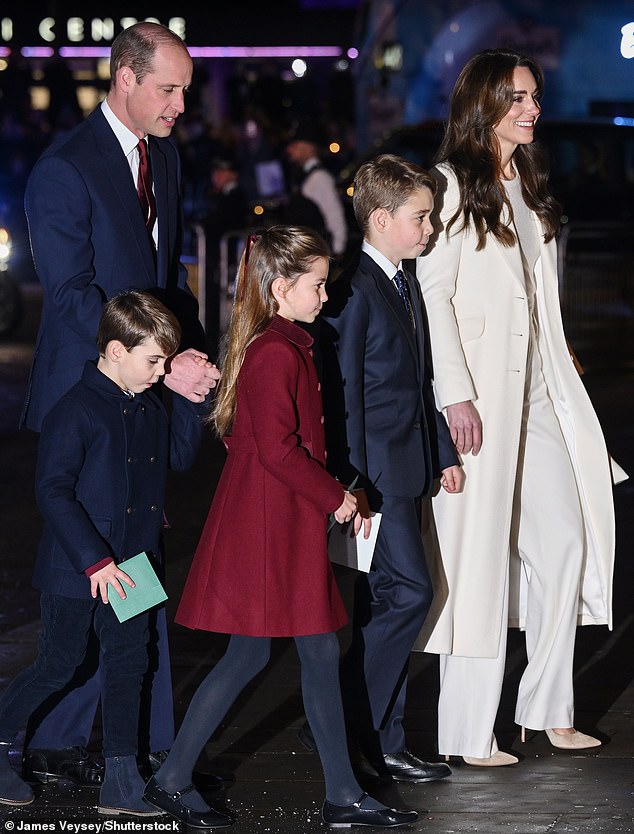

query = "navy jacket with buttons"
(33, 360), (206, 599)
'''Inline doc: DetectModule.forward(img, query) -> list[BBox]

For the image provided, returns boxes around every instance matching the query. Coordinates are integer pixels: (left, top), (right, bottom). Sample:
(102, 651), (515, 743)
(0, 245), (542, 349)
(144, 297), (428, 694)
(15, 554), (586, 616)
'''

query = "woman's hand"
(446, 400), (482, 455)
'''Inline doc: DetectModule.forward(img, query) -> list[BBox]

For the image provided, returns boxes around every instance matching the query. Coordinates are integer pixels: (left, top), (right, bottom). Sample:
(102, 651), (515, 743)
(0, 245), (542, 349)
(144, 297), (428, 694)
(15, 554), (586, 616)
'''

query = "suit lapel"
(148, 138), (169, 286)
(364, 254), (419, 362)
(89, 109), (157, 281)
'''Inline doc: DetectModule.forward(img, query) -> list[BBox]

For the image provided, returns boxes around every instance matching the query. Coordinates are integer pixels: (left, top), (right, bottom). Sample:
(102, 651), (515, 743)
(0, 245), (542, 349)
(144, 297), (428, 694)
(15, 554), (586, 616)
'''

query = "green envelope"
(107, 552), (168, 623)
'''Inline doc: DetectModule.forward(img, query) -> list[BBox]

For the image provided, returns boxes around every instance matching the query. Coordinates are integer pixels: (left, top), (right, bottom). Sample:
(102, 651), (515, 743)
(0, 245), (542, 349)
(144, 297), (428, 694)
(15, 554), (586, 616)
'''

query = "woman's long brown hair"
(436, 48), (561, 250)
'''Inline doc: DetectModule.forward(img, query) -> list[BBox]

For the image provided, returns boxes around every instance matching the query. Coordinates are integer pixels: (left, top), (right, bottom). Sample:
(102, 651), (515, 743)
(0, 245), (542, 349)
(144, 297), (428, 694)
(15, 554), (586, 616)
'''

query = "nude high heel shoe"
(444, 751), (519, 767)
(520, 726), (601, 749)
(462, 751), (519, 767)
(544, 729), (601, 750)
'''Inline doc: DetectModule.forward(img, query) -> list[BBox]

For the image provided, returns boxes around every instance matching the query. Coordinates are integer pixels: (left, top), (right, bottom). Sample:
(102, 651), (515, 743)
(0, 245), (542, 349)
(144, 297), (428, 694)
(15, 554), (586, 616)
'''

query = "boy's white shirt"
(362, 239), (402, 282)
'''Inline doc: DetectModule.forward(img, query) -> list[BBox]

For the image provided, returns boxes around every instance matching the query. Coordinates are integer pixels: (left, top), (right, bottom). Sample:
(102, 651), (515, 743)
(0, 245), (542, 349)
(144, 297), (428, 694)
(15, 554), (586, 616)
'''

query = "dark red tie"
(137, 139), (157, 236)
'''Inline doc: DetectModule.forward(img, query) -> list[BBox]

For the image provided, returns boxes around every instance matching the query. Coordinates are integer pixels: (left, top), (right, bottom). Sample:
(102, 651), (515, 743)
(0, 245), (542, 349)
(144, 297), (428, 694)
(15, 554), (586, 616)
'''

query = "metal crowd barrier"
(557, 221), (634, 370)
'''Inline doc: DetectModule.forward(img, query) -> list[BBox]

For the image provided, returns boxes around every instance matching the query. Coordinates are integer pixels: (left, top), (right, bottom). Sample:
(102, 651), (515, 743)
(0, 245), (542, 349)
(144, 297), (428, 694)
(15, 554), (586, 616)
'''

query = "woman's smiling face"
(493, 65), (541, 160)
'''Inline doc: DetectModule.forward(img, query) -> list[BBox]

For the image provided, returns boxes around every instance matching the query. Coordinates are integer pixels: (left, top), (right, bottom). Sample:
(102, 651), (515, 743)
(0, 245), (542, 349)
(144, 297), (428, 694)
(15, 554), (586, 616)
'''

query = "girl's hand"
(440, 465), (464, 494)
(333, 491), (358, 524)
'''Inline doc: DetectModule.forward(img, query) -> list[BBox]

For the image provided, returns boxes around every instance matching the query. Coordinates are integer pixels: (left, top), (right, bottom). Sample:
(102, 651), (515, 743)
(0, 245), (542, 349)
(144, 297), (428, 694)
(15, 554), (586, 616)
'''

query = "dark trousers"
(25, 606), (174, 755)
(341, 495), (432, 756)
(0, 592), (149, 758)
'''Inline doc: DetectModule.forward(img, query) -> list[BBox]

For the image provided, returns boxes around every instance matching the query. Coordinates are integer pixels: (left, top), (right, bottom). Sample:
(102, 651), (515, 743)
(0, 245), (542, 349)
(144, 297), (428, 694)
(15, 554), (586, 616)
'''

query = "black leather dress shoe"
(322, 793), (418, 828)
(383, 750), (451, 783)
(23, 747), (104, 786)
(143, 776), (234, 829)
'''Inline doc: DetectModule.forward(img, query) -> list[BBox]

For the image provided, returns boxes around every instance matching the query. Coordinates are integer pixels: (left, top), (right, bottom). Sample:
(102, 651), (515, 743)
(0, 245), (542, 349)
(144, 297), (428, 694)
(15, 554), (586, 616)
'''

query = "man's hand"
(90, 562), (135, 605)
(164, 348), (221, 402)
(446, 400), (482, 455)
(440, 465), (464, 494)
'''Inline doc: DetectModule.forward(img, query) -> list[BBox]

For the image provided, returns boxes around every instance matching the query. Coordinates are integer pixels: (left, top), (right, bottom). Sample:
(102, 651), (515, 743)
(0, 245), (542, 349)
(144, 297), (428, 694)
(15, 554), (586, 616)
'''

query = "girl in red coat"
(143, 227), (417, 829)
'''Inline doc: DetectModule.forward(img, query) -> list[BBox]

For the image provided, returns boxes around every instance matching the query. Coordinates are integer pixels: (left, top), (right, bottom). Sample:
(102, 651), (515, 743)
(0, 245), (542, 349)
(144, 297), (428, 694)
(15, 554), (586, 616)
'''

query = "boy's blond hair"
(353, 154), (437, 235)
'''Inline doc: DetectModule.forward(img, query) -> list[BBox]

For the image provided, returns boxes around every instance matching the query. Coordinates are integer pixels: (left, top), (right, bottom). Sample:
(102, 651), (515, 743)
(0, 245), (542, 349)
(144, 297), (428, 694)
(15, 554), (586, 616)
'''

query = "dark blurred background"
(1, 0), (633, 361)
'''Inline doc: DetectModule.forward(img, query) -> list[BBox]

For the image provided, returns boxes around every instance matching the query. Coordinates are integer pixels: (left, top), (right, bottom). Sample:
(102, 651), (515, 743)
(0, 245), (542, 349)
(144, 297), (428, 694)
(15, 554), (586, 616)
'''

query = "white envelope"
(328, 513), (382, 573)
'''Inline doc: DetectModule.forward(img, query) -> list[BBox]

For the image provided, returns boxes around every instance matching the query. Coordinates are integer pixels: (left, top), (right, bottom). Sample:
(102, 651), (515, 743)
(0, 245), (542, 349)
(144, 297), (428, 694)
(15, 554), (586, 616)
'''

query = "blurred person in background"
(285, 118), (348, 261)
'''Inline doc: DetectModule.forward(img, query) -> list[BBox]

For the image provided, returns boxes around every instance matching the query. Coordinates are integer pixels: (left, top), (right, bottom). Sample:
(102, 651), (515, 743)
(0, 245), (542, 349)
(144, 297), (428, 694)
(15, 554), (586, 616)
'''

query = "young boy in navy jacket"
(0, 291), (206, 815)
(320, 154), (463, 781)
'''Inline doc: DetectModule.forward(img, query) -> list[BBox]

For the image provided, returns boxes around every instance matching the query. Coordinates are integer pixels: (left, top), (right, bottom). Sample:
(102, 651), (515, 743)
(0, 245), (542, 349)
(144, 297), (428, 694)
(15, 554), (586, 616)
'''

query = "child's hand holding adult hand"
(90, 562), (136, 604)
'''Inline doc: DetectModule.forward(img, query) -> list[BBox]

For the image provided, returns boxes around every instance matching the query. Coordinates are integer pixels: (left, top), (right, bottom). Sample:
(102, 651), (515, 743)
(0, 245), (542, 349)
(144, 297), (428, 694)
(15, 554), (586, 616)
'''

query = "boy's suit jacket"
(22, 105), (205, 432)
(321, 250), (456, 504)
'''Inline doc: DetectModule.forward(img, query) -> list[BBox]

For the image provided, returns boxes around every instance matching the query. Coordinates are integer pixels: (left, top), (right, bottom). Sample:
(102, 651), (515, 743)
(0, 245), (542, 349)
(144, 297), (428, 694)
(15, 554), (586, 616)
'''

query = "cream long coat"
(415, 163), (616, 658)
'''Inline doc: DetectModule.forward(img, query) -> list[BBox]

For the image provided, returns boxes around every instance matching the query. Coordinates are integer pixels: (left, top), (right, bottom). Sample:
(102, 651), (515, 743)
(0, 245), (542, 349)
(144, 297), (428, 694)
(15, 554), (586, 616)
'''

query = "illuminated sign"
(0, 16), (186, 44)
(621, 22), (634, 58)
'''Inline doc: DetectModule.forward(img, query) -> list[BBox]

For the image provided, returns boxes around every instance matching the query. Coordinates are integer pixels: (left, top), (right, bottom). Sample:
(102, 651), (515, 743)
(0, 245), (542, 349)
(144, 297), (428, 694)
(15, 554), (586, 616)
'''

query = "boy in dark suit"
(0, 291), (206, 815)
(321, 154), (463, 781)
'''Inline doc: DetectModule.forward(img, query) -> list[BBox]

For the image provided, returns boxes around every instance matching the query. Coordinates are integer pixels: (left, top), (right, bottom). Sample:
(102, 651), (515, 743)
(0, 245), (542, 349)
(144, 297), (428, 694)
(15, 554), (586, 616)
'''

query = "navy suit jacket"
(321, 251), (457, 504)
(33, 361), (206, 599)
(22, 105), (204, 431)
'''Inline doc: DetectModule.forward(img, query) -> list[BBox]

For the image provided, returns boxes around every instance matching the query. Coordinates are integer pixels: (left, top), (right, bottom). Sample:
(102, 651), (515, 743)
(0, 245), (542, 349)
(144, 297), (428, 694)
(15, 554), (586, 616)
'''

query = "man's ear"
(118, 65), (135, 92)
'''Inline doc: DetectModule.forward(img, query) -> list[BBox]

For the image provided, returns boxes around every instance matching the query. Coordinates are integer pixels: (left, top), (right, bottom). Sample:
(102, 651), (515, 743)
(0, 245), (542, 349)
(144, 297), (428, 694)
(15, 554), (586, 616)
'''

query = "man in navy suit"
(320, 155), (462, 781)
(20, 22), (220, 785)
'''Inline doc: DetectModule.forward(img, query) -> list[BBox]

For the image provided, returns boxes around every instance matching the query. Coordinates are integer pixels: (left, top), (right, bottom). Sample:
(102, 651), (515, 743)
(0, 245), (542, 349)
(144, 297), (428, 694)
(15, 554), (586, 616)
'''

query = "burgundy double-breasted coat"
(176, 315), (348, 637)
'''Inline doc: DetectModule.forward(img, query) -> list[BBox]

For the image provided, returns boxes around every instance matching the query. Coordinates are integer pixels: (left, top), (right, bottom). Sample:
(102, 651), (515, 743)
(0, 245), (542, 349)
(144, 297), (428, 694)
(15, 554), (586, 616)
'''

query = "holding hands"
(165, 348), (221, 402)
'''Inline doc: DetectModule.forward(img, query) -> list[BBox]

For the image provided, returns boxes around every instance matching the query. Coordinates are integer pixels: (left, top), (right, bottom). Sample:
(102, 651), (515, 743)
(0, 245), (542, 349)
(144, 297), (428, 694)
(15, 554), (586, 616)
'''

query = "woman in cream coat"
(416, 49), (618, 766)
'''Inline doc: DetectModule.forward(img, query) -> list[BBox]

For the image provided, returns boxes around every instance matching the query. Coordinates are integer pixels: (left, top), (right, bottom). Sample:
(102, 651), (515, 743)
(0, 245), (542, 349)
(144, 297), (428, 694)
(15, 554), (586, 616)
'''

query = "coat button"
(141, 405), (145, 412)
(150, 505), (158, 512)
(123, 408), (129, 415)
(126, 506), (134, 514)
(317, 382), (321, 391)
(320, 415), (324, 424)
(413, 421), (421, 429)
(127, 457), (133, 464)
(150, 456), (157, 463)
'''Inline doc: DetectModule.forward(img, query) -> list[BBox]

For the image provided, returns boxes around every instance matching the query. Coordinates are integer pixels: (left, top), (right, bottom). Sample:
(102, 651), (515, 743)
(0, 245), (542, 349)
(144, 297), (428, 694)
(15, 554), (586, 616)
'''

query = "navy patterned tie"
(393, 268), (415, 326)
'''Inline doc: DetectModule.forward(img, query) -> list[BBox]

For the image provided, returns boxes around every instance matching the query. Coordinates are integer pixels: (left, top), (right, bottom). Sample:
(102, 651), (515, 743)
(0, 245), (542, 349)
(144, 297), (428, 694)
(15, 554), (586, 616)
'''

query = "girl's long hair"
(436, 48), (561, 250)
(212, 225), (330, 437)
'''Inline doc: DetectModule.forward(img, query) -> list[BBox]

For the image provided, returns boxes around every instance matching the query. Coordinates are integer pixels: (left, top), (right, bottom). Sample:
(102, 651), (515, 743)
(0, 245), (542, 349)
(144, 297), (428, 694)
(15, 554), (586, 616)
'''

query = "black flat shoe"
(143, 776), (233, 829)
(23, 747), (103, 787)
(322, 793), (418, 828)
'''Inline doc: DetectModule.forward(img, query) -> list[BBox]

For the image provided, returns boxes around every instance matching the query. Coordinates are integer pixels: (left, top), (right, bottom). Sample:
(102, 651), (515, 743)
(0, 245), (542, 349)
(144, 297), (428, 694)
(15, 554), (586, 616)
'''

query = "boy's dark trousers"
(0, 592), (149, 757)
(339, 495), (433, 758)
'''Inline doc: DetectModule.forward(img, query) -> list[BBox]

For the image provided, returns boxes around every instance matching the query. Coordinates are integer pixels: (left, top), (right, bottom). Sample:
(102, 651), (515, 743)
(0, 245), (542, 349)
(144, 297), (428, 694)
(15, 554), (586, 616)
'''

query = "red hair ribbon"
(236, 233), (260, 302)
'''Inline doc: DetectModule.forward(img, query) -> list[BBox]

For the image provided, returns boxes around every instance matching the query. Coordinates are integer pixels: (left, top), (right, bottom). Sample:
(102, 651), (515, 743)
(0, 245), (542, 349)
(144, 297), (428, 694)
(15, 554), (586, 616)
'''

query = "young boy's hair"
(353, 153), (437, 236)
(96, 290), (181, 356)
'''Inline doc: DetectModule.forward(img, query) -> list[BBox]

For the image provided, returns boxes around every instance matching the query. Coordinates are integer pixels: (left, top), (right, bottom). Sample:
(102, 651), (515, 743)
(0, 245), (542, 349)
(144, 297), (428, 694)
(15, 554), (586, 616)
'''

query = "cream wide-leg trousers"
(437, 337), (584, 758)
